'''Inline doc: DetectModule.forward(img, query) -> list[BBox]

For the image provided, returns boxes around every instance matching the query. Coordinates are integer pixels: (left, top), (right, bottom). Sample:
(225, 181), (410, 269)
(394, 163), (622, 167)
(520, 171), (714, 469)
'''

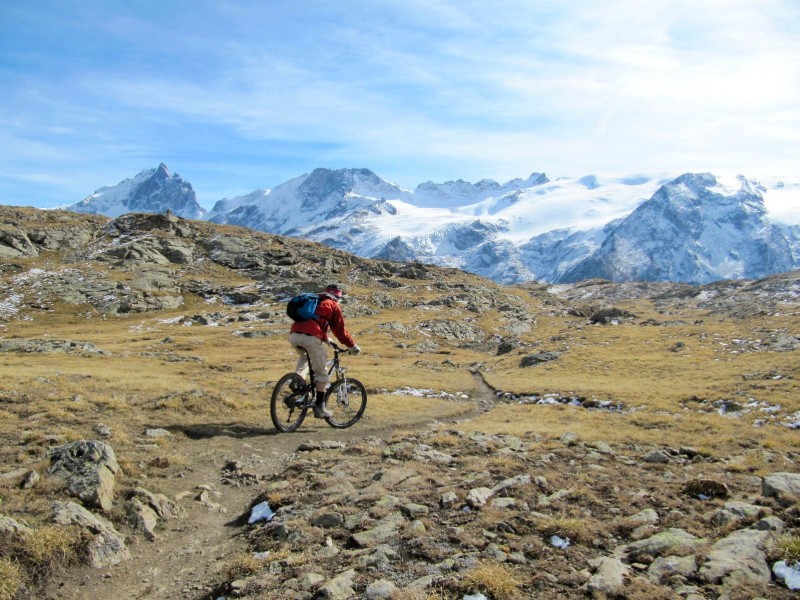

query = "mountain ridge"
(64, 165), (800, 285)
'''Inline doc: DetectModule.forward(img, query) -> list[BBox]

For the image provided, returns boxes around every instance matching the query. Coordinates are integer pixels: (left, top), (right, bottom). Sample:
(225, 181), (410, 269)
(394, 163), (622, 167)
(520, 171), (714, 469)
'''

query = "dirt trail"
(46, 379), (490, 600)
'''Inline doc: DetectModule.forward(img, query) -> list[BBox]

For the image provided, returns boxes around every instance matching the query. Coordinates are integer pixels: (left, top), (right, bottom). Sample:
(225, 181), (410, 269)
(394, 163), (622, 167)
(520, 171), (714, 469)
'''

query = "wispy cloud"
(1, 0), (798, 206)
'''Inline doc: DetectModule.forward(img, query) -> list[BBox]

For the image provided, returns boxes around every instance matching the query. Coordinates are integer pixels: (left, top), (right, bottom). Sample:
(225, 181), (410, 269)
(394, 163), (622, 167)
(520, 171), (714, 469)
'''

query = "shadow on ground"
(158, 422), (277, 439)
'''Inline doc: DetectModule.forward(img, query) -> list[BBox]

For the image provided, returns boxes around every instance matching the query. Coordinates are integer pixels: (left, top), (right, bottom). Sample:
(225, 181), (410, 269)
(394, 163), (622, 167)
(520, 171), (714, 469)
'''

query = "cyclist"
(288, 283), (361, 418)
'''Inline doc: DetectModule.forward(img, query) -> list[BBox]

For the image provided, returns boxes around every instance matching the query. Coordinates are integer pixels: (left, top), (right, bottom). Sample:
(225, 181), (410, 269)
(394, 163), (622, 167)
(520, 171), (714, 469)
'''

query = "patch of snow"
(773, 560), (800, 591)
(247, 501), (275, 524)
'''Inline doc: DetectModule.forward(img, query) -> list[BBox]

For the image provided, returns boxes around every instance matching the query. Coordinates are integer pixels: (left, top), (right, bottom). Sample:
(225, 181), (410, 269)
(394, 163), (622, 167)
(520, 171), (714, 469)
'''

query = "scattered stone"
(311, 511), (345, 529)
(0, 513), (30, 534)
(683, 478), (730, 499)
(627, 508), (660, 526)
(316, 568), (357, 599)
(642, 450), (671, 464)
(94, 423), (112, 438)
(647, 554), (698, 584)
(145, 428), (172, 439)
(350, 522), (399, 548)
(466, 487), (494, 508)
(412, 444), (454, 464)
(586, 556), (629, 595)
(364, 578), (399, 599)
(620, 529), (707, 563)
(127, 498), (159, 540)
(21, 469), (40, 489)
(131, 487), (185, 519)
(519, 351), (560, 368)
(491, 473), (531, 494)
(399, 503), (429, 518)
(590, 307), (636, 324)
(440, 491), (458, 507)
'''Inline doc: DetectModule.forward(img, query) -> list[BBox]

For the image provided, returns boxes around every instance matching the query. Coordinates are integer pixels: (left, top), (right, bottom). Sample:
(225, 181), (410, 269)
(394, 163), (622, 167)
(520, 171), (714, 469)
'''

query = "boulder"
(698, 527), (773, 585)
(587, 556), (630, 595)
(47, 440), (120, 511)
(0, 229), (38, 258)
(51, 501), (130, 567)
(620, 528), (706, 563)
(762, 472), (800, 498)
(519, 351), (560, 368)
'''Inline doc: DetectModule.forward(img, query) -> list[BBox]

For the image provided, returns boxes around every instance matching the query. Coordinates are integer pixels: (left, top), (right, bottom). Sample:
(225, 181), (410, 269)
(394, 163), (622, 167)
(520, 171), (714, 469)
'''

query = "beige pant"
(289, 332), (330, 387)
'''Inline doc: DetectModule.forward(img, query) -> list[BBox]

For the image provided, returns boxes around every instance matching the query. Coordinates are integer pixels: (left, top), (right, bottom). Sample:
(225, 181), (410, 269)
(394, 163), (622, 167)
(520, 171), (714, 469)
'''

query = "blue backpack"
(286, 292), (320, 322)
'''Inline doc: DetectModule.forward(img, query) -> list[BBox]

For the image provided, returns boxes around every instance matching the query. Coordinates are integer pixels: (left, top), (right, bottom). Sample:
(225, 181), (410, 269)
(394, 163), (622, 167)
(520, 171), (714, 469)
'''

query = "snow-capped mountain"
(208, 168), (403, 236)
(68, 164), (206, 220)
(68, 165), (800, 285)
(557, 173), (799, 283)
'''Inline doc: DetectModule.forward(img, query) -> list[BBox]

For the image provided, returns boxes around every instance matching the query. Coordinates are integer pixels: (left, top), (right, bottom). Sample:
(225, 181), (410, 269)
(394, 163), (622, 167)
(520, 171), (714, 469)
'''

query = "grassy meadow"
(0, 215), (799, 597)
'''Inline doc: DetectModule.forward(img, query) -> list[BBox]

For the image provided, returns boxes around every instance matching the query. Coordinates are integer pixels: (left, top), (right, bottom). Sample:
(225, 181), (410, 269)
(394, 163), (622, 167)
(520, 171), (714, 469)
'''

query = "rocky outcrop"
(0, 338), (108, 355)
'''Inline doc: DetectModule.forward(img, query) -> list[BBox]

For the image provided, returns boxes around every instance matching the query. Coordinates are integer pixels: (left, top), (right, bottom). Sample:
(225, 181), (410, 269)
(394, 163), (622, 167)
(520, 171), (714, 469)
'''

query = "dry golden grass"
(456, 303), (800, 459)
(530, 515), (598, 545)
(0, 525), (85, 589)
(2, 269), (798, 472)
(775, 535), (800, 562)
(0, 557), (23, 600)
(224, 552), (265, 579)
(462, 561), (523, 600)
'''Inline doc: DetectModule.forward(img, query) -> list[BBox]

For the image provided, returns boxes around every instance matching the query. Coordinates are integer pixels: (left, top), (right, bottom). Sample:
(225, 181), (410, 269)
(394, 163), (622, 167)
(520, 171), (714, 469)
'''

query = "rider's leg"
(288, 333), (331, 418)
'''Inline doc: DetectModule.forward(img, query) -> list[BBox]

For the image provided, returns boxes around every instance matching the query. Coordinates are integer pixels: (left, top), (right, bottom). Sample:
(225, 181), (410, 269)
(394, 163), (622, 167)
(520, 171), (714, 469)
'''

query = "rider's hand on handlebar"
(350, 344), (361, 355)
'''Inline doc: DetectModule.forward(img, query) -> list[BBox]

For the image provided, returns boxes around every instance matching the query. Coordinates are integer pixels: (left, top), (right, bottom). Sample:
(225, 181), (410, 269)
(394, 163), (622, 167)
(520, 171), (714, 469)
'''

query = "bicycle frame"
(305, 343), (348, 391)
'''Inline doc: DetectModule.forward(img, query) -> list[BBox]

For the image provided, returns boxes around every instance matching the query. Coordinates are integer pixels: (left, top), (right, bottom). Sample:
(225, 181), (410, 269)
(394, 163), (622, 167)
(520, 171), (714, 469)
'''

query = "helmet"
(324, 283), (344, 300)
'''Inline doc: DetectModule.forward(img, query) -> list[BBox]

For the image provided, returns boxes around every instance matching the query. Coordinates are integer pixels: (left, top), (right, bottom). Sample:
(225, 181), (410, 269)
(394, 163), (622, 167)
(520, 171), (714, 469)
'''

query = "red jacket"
(290, 296), (356, 348)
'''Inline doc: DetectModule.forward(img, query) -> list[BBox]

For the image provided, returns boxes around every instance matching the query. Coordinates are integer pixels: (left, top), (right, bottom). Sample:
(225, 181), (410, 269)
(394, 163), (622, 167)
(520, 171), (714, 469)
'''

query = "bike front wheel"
(271, 373), (310, 433)
(324, 378), (367, 428)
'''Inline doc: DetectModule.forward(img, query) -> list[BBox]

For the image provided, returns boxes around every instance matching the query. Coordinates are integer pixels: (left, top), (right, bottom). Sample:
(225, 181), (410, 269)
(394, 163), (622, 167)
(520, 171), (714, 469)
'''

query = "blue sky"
(2, 0), (799, 209)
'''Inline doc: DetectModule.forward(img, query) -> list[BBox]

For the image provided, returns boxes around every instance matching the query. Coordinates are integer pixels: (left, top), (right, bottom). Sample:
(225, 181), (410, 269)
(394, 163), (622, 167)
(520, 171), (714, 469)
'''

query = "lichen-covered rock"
(51, 501), (130, 567)
(47, 440), (120, 511)
(699, 527), (774, 585)
(762, 472), (800, 498)
(587, 556), (630, 595)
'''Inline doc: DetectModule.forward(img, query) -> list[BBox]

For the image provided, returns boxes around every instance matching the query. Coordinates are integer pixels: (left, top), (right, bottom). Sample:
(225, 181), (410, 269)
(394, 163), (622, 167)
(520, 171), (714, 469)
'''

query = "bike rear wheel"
(324, 378), (367, 428)
(271, 373), (310, 433)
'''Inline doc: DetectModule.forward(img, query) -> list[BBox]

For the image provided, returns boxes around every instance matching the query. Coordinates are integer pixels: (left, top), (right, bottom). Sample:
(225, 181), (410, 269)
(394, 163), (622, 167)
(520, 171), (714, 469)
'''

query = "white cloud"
(1, 0), (799, 206)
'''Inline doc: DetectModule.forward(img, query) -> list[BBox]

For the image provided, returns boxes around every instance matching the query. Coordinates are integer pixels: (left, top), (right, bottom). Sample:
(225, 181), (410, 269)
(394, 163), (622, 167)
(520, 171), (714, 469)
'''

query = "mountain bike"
(270, 342), (367, 433)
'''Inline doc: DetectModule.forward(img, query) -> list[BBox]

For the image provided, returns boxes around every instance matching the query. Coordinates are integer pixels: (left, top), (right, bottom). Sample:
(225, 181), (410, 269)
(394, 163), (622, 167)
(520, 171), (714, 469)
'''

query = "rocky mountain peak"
(68, 164), (206, 220)
(298, 167), (405, 203)
(559, 173), (794, 284)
